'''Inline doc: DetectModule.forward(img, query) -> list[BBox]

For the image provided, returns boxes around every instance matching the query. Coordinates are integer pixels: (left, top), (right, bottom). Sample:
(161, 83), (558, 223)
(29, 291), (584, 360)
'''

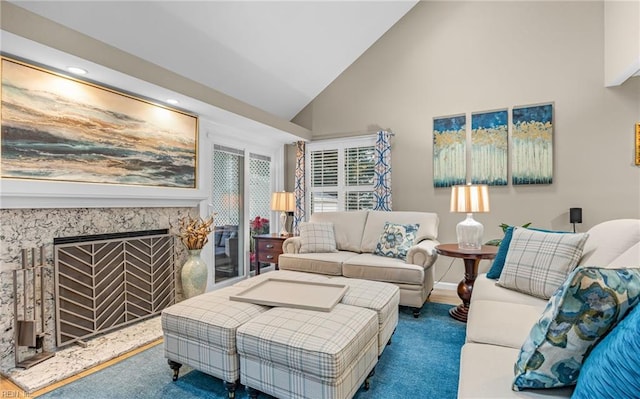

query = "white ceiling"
(6, 1), (417, 123)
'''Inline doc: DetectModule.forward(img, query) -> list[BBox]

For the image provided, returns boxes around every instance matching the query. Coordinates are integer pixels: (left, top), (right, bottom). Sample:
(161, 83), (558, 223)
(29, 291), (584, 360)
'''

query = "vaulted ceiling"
(7, 1), (418, 122)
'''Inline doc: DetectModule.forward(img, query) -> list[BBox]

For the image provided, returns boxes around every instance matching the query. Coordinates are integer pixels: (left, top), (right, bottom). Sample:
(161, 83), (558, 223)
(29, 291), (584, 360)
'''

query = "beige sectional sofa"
(278, 210), (439, 316)
(458, 219), (640, 398)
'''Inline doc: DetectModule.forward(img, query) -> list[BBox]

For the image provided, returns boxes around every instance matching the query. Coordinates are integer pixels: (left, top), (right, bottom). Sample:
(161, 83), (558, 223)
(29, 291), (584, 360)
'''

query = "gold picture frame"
(1, 56), (198, 188)
(636, 123), (640, 166)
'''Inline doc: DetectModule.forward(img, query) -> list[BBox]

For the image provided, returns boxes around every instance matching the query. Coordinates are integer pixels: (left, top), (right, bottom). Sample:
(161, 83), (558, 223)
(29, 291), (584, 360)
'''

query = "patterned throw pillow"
(513, 267), (640, 390)
(373, 222), (420, 260)
(498, 227), (589, 299)
(299, 222), (338, 253)
(486, 226), (569, 280)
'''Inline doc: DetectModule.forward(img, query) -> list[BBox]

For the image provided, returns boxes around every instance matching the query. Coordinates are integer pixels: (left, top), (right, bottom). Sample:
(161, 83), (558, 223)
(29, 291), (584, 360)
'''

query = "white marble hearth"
(6, 316), (163, 394)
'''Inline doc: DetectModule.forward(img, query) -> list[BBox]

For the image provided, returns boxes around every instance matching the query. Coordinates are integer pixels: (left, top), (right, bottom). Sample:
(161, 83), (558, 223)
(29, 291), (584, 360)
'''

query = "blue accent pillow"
(374, 222), (419, 260)
(513, 267), (640, 390)
(572, 303), (640, 398)
(486, 226), (570, 280)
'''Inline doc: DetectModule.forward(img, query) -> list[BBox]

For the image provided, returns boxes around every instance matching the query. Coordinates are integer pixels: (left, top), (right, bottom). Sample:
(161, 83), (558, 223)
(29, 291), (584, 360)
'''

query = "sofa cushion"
(299, 222), (339, 253)
(459, 343), (574, 399)
(572, 303), (640, 399)
(342, 253), (424, 285)
(309, 211), (368, 252)
(278, 251), (358, 276)
(360, 211), (438, 253)
(606, 241), (640, 268)
(513, 267), (640, 390)
(373, 222), (419, 260)
(466, 300), (545, 349)
(578, 219), (640, 267)
(498, 228), (589, 299)
(472, 274), (549, 307)
(487, 226), (570, 280)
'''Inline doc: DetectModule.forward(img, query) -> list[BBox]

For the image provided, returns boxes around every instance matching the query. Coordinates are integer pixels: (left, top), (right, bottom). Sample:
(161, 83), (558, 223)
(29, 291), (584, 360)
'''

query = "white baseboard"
(434, 281), (457, 291)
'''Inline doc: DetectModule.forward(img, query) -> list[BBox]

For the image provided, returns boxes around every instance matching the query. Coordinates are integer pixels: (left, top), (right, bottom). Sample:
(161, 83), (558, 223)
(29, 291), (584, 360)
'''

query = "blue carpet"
(39, 302), (465, 399)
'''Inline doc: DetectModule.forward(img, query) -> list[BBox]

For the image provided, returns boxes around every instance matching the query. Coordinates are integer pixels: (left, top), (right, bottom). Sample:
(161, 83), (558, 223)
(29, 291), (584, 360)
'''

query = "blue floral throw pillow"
(373, 222), (420, 260)
(513, 266), (640, 391)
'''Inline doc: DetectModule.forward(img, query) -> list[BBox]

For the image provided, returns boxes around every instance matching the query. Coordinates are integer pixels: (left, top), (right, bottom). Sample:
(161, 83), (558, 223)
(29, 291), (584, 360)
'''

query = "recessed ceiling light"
(67, 66), (87, 75)
(166, 99), (179, 105)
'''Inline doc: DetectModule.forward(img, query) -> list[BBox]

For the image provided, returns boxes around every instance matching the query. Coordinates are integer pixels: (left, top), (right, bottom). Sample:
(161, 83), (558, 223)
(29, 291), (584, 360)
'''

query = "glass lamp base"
(457, 213), (483, 250)
(279, 211), (288, 236)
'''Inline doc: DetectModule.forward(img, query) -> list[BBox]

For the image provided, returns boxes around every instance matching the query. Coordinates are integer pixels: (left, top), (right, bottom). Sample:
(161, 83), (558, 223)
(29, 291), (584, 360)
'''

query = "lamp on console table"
(450, 184), (490, 250)
(271, 191), (295, 236)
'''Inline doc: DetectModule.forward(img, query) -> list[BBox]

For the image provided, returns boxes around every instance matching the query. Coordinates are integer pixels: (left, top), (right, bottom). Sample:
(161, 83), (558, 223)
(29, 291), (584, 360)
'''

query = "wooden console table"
(435, 244), (498, 323)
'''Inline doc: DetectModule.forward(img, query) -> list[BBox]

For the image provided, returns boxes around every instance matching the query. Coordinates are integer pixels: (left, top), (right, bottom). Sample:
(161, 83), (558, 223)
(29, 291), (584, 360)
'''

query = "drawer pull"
(266, 255), (274, 260)
(265, 244), (274, 249)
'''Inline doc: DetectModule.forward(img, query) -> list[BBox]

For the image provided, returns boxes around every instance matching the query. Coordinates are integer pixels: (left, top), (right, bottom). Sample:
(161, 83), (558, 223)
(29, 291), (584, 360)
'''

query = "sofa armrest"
(406, 239), (439, 268)
(282, 236), (302, 254)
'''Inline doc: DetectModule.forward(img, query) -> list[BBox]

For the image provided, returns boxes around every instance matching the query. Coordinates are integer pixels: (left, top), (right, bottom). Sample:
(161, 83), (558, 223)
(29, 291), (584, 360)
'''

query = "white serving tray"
(229, 278), (348, 312)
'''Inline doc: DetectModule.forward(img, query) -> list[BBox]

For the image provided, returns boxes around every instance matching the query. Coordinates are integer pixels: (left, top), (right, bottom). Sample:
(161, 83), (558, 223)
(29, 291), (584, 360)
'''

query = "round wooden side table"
(435, 244), (498, 323)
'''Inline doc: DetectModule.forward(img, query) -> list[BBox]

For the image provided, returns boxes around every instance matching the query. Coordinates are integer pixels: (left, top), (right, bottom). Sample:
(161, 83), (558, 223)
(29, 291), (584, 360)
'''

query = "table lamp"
(271, 192), (295, 236)
(450, 184), (490, 250)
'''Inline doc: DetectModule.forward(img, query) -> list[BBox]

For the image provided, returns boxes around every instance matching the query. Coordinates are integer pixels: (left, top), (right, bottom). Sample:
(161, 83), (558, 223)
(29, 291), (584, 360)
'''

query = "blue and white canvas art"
(511, 103), (553, 185)
(1, 58), (198, 188)
(471, 109), (508, 186)
(433, 114), (466, 187)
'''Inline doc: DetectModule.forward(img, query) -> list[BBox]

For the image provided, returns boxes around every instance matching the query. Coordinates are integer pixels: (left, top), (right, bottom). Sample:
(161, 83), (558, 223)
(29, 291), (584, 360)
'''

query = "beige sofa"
(279, 210), (439, 316)
(458, 219), (640, 398)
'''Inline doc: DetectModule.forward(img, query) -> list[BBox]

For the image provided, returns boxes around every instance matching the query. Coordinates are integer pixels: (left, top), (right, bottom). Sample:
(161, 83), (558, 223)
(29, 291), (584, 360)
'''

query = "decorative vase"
(181, 249), (207, 299)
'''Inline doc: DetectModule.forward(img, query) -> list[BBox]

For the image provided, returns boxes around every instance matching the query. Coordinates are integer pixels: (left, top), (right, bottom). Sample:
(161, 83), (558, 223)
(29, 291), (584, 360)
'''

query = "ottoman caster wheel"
(364, 367), (375, 391)
(224, 381), (237, 399)
(167, 360), (182, 381)
(247, 387), (260, 398)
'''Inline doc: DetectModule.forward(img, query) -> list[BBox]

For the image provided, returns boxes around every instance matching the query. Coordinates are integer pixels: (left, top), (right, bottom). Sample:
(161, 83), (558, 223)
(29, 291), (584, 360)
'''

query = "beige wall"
(291, 1), (640, 284)
(604, 0), (640, 86)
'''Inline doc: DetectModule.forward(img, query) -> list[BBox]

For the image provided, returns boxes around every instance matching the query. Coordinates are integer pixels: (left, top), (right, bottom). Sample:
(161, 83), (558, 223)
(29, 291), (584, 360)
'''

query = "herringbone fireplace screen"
(54, 230), (174, 347)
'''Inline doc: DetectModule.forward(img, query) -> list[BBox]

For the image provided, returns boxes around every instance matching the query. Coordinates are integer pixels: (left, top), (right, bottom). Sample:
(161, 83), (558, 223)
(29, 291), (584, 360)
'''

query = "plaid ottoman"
(331, 277), (400, 356)
(236, 271), (399, 357)
(161, 286), (269, 398)
(237, 304), (379, 399)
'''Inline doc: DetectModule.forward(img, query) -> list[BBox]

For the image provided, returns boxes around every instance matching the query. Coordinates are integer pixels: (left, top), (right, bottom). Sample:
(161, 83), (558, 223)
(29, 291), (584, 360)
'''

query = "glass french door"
(249, 153), (272, 273)
(211, 145), (244, 284)
(211, 146), (273, 283)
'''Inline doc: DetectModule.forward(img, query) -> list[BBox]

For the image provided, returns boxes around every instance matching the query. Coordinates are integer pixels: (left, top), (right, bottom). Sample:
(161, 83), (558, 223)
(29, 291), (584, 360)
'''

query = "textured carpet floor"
(39, 302), (466, 399)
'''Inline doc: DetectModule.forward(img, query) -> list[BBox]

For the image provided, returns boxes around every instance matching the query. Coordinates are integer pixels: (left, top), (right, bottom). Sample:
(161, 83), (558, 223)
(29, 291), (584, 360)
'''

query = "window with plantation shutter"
(307, 137), (376, 214)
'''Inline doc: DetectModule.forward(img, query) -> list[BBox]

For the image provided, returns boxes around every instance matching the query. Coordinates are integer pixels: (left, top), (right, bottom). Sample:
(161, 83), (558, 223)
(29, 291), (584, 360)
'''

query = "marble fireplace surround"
(0, 207), (195, 373)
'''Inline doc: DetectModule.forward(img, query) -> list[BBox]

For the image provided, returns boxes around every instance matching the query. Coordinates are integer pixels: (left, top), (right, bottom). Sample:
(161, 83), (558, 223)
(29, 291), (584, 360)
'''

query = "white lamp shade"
(450, 184), (490, 213)
(450, 184), (490, 250)
(271, 192), (295, 212)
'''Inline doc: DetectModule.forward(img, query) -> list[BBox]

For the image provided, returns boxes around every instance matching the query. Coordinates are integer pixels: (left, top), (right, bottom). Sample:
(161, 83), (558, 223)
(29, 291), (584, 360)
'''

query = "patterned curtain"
(293, 141), (306, 234)
(373, 130), (393, 211)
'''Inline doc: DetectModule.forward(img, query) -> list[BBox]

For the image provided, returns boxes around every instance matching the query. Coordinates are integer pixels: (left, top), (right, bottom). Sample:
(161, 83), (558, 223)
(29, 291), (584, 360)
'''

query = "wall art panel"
(433, 114), (466, 187)
(471, 109), (508, 186)
(511, 103), (553, 185)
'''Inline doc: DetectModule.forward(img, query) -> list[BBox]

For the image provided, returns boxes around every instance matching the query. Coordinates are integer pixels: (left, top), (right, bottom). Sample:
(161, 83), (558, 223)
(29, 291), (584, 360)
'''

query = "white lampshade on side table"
(450, 184), (490, 250)
(271, 192), (295, 236)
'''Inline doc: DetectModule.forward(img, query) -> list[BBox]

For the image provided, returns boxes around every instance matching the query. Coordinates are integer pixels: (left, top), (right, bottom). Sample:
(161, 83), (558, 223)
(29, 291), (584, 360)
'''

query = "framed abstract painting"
(511, 103), (553, 185)
(433, 114), (466, 187)
(471, 109), (508, 186)
(1, 57), (198, 188)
